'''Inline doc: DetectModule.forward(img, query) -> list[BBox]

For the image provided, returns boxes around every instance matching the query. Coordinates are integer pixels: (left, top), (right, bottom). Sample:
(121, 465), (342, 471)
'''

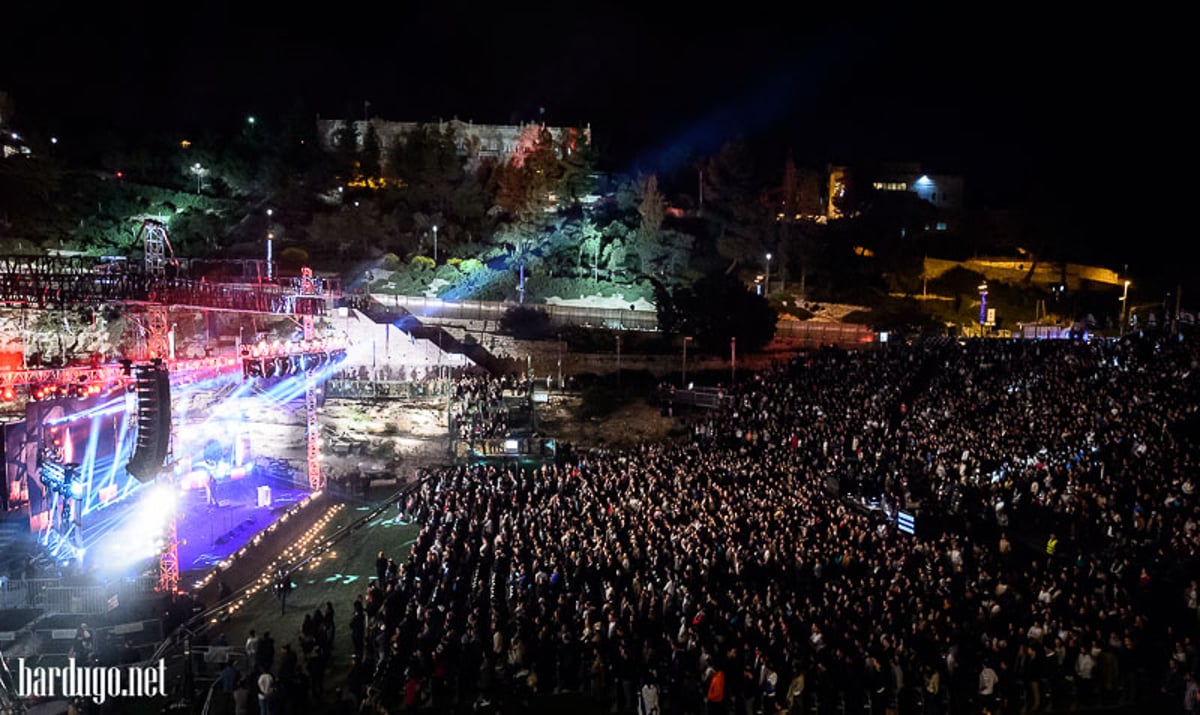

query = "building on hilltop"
(827, 162), (963, 226)
(0, 90), (31, 159)
(316, 118), (591, 171)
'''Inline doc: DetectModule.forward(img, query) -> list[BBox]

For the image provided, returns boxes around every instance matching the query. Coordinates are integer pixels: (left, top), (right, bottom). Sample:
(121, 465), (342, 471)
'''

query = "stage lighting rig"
(39, 455), (84, 501)
(239, 338), (347, 381)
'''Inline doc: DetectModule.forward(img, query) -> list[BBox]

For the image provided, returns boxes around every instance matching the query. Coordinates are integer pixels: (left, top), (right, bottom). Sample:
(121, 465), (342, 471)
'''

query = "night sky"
(0, 4), (1183, 287)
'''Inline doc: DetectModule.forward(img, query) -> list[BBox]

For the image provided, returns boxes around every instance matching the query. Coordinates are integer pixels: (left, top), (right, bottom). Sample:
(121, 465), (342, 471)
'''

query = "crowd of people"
(449, 375), (522, 444)
(339, 333), (1200, 714)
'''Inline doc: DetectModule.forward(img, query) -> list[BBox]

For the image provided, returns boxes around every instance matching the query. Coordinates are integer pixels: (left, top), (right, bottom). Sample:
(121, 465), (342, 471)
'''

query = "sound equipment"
(126, 362), (171, 482)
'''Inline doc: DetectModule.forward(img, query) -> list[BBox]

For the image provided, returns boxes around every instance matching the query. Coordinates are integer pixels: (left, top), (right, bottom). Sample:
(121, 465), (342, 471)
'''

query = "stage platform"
(174, 474), (309, 580)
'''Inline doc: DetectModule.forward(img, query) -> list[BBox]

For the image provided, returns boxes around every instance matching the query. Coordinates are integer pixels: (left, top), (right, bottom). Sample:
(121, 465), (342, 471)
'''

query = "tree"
(559, 128), (597, 202)
(651, 277), (682, 336)
(637, 174), (666, 240)
(796, 168), (823, 218)
(525, 127), (564, 208)
(673, 273), (777, 353)
(390, 124), (462, 211)
(499, 306), (553, 339)
(604, 239), (628, 280)
(361, 123), (382, 179)
(577, 218), (602, 275)
(331, 121), (358, 178)
(492, 159), (533, 217)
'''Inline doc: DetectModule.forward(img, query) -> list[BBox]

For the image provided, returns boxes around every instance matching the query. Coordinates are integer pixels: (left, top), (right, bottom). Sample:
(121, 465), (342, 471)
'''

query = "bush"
(499, 306), (554, 339)
(411, 255), (436, 270)
(380, 252), (403, 271)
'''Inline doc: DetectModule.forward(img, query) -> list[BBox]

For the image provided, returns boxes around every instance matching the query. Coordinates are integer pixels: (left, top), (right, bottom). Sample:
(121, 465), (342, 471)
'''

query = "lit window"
(936, 222), (948, 231)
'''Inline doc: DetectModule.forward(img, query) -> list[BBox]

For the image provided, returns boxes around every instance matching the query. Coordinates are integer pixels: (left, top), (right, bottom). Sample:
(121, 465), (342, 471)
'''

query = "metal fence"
(369, 294), (878, 344)
(0, 576), (158, 614)
(775, 320), (876, 346)
(366, 295), (660, 331)
(325, 379), (453, 400)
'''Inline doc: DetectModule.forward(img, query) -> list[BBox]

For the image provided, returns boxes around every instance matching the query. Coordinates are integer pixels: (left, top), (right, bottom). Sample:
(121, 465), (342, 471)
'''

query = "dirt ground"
(537, 393), (685, 450)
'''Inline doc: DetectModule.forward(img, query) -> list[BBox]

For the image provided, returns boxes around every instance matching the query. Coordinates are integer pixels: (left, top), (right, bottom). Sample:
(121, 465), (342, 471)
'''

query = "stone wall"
(316, 118), (590, 170)
(923, 257), (1120, 289)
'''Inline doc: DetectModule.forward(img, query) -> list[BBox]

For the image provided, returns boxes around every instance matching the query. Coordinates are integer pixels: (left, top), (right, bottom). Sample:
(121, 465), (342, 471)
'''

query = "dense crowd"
(449, 375), (522, 444)
(333, 335), (1200, 715)
(346, 334), (1200, 714)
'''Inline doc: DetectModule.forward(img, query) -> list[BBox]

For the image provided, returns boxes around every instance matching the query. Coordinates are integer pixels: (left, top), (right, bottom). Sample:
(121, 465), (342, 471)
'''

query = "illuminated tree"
(603, 239), (628, 280)
(559, 128), (597, 202)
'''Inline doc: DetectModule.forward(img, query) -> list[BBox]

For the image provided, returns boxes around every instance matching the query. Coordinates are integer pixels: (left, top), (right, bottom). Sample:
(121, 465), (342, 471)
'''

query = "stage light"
(1, 387), (14, 401)
(263, 360), (276, 379)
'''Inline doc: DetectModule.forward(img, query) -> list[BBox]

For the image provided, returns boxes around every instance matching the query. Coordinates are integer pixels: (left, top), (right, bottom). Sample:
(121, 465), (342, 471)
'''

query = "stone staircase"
(351, 298), (504, 375)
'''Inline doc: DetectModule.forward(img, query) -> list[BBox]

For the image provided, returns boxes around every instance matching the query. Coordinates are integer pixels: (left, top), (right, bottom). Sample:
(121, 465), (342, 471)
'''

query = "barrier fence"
(0, 576), (158, 614)
(326, 379), (453, 400)
(366, 294), (877, 345)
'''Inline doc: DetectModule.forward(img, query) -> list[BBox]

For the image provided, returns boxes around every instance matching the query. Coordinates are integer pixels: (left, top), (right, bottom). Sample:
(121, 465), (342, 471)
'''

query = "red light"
(1, 387), (14, 401)
(116, 170), (124, 179)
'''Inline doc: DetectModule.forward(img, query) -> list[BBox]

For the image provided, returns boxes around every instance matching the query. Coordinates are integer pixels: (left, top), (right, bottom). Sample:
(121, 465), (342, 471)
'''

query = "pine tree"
(361, 123), (382, 179)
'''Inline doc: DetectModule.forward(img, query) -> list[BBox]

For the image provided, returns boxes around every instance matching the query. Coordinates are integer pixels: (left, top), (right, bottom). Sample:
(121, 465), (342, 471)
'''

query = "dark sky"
(0, 4), (1184, 284)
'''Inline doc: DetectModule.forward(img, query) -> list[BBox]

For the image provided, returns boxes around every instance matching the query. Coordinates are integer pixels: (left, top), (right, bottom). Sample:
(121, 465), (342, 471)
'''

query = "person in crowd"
(317, 335), (1200, 713)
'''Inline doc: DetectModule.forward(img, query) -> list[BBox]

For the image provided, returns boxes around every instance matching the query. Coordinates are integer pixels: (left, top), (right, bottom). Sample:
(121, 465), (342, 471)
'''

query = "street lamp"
(1119, 280), (1131, 335)
(247, 115), (256, 125)
(192, 163), (203, 194)
(978, 282), (989, 336)
(765, 253), (773, 298)
(682, 335), (693, 389)
(266, 208), (274, 280)
(432, 225), (438, 263)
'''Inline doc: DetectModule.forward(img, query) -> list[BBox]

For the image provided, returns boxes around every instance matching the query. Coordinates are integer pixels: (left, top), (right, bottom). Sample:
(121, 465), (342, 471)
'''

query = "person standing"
(256, 670), (274, 715)
(274, 571), (292, 615)
(244, 630), (259, 672)
(979, 661), (999, 711)
(233, 678), (253, 715)
(350, 600), (366, 662)
(205, 471), (220, 508)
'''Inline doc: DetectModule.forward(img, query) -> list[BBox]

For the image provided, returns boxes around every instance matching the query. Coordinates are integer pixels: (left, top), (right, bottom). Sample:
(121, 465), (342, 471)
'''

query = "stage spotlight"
(1, 387), (14, 401)
(276, 357), (291, 375)
(263, 360), (276, 379)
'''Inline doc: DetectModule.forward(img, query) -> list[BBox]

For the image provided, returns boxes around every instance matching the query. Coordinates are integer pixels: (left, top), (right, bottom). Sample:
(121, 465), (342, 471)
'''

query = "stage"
(173, 472), (309, 579)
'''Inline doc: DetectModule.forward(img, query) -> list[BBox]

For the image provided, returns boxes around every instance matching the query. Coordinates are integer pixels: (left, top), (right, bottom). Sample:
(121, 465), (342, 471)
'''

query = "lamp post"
(432, 225), (438, 263)
(1120, 280), (1131, 335)
(557, 334), (564, 392)
(266, 208), (274, 280)
(682, 335), (693, 388)
(978, 282), (989, 337)
(731, 336), (737, 383)
(765, 253), (773, 298)
(192, 163), (203, 194)
(616, 334), (621, 387)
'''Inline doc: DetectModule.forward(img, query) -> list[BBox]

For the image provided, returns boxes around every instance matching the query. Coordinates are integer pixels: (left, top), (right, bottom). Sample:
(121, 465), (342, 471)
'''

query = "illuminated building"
(317, 118), (591, 171)
(826, 162), (963, 224)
